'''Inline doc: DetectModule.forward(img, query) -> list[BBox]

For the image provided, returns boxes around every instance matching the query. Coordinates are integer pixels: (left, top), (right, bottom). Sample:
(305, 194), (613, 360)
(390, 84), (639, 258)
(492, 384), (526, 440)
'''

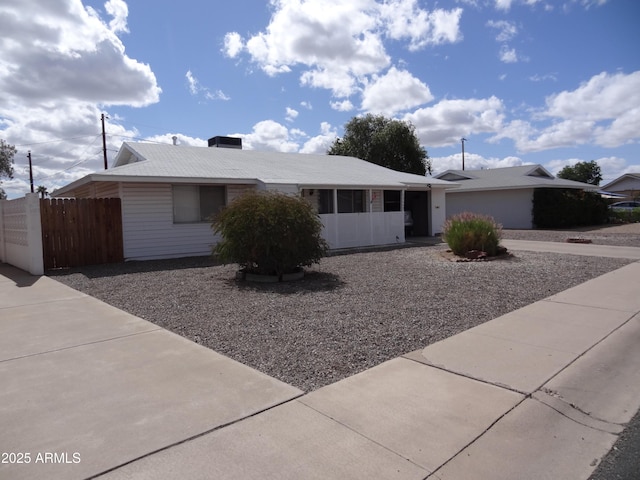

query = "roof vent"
(208, 136), (242, 149)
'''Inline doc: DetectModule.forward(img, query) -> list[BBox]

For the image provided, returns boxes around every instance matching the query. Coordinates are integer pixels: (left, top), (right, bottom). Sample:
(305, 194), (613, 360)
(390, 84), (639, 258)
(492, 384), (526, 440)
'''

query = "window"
(173, 185), (225, 223)
(337, 189), (365, 213)
(318, 189), (334, 214)
(383, 190), (401, 212)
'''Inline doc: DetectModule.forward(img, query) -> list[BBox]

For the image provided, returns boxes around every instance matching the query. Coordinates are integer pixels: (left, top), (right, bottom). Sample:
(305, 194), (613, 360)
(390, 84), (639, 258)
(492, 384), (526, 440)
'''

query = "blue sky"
(1, 0), (639, 198)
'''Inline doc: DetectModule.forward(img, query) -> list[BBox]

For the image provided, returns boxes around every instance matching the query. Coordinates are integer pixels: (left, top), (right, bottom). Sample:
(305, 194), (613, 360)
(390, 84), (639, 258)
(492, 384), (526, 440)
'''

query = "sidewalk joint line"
(427, 396), (529, 479)
(86, 393), (305, 480)
(296, 400), (432, 475)
(0, 328), (163, 364)
(402, 355), (529, 396)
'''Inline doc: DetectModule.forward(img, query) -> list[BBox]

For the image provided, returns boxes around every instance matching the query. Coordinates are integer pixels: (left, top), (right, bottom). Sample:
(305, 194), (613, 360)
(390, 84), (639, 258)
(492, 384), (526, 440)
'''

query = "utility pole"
(461, 138), (467, 171)
(101, 113), (108, 170)
(27, 150), (34, 193)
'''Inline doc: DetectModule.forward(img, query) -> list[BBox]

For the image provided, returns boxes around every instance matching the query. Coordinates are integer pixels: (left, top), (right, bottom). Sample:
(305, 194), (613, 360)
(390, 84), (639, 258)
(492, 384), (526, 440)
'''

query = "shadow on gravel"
(226, 270), (345, 295)
(47, 256), (221, 279)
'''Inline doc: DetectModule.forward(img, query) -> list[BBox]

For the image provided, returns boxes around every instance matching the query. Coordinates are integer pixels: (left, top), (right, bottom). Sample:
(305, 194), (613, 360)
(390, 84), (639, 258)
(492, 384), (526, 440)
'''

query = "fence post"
(25, 193), (44, 275)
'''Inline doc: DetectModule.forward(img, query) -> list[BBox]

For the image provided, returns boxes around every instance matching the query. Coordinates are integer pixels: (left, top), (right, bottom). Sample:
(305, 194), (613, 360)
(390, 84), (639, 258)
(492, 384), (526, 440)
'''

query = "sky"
(1, 0), (639, 199)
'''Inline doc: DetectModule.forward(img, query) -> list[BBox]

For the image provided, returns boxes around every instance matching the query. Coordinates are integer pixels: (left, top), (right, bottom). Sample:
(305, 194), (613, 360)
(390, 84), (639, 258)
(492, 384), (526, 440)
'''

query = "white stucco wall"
(0, 194), (44, 275)
(445, 189), (534, 229)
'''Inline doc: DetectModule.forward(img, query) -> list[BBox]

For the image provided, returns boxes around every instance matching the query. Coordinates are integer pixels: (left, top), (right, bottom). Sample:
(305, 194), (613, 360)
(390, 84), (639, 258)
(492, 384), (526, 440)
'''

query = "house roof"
(433, 164), (598, 193)
(54, 142), (456, 196)
(601, 173), (640, 191)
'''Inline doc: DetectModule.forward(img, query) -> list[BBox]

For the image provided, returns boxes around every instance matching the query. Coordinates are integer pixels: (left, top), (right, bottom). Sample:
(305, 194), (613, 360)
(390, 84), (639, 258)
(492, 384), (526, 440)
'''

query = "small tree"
(328, 114), (430, 175)
(212, 191), (328, 278)
(0, 139), (16, 200)
(557, 160), (602, 186)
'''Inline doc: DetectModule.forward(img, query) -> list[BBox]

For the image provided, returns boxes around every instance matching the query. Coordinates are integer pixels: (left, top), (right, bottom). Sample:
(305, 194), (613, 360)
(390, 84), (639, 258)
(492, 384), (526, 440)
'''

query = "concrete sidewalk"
(1, 240), (640, 479)
(0, 265), (303, 480)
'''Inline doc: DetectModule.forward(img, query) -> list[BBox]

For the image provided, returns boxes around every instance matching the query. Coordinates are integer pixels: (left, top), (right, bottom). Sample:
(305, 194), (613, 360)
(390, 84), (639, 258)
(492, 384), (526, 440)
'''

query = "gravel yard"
(51, 227), (637, 392)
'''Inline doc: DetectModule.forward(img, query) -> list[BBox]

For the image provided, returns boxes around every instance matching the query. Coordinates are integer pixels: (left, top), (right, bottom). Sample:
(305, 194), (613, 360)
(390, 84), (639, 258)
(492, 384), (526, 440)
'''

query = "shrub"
(533, 189), (608, 228)
(212, 190), (329, 277)
(608, 208), (640, 224)
(443, 212), (502, 256)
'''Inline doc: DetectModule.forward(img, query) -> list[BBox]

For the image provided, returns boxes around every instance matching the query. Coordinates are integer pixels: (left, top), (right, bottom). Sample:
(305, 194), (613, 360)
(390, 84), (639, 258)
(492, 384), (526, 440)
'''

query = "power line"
(13, 135), (100, 147)
(33, 135), (103, 182)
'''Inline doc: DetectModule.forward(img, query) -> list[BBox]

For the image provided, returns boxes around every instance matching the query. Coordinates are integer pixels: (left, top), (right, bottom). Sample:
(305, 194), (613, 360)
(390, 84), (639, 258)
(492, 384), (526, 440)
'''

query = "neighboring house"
(53, 138), (457, 261)
(433, 165), (597, 229)
(601, 173), (640, 201)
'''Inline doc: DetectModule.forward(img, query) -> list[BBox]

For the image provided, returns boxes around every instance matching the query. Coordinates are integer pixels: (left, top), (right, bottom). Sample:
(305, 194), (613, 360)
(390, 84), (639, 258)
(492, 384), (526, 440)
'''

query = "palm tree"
(36, 185), (48, 199)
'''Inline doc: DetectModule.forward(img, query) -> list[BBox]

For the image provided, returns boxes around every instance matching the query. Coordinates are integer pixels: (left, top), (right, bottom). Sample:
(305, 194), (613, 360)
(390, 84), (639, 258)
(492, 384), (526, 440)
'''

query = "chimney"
(208, 136), (242, 149)
(172, 136), (178, 145)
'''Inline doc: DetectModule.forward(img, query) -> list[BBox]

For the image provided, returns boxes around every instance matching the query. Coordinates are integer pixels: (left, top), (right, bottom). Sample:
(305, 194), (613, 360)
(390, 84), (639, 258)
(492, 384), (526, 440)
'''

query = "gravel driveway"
(51, 226), (637, 392)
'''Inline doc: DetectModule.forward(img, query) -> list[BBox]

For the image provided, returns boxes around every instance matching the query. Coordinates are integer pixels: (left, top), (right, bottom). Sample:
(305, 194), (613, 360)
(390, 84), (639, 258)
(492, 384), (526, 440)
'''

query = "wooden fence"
(40, 198), (124, 269)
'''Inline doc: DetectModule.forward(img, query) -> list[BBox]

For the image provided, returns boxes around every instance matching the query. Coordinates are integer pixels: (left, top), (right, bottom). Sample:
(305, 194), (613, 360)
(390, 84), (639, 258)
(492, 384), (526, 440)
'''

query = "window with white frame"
(173, 185), (226, 223)
(337, 189), (366, 213)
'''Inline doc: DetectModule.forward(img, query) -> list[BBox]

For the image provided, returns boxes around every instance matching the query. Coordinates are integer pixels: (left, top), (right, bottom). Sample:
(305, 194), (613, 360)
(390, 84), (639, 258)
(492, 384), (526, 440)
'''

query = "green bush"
(443, 212), (502, 256)
(533, 189), (608, 228)
(212, 190), (328, 277)
(608, 208), (640, 224)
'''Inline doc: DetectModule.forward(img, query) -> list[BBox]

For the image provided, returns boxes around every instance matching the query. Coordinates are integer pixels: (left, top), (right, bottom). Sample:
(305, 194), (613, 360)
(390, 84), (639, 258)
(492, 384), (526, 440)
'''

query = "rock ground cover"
(51, 226), (636, 392)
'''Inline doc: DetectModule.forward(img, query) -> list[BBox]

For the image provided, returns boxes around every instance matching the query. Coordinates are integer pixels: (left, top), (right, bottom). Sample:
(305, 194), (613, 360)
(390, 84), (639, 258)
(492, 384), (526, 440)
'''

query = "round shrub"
(443, 212), (502, 256)
(212, 190), (328, 277)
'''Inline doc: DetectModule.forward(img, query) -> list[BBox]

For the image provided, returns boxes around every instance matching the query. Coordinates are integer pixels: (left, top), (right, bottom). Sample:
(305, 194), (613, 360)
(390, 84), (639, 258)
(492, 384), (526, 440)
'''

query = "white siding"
(120, 183), (254, 261)
(445, 189), (534, 229)
(227, 184), (255, 203)
(94, 182), (120, 198)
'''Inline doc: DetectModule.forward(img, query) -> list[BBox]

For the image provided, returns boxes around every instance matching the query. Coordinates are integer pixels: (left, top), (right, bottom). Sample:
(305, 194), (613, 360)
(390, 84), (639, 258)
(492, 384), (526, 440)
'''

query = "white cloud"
(186, 70), (199, 95)
(300, 122), (338, 154)
(285, 107), (299, 122)
(227, 120), (337, 154)
(185, 70), (229, 102)
(577, 0), (609, 9)
(529, 73), (558, 82)
(499, 45), (519, 63)
(486, 20), (518, 42)
(381, 1), (463, 51)
(495, 0), (514, 10)
(404, 96), (506, 147)
(0, 0), (161, 199)
(143, 133), (207, 147)
(494, 0), (543, 10)
(430, 153), (525, 175)
(361, 67), (434, 115)
(229, 120), (300, 152)
(228, 0), (462, 98)
(105, 0), (128, 33)
(223, 32), (244, 58)
(330, 99), (355, 112)
(494, 70), (640, 152)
